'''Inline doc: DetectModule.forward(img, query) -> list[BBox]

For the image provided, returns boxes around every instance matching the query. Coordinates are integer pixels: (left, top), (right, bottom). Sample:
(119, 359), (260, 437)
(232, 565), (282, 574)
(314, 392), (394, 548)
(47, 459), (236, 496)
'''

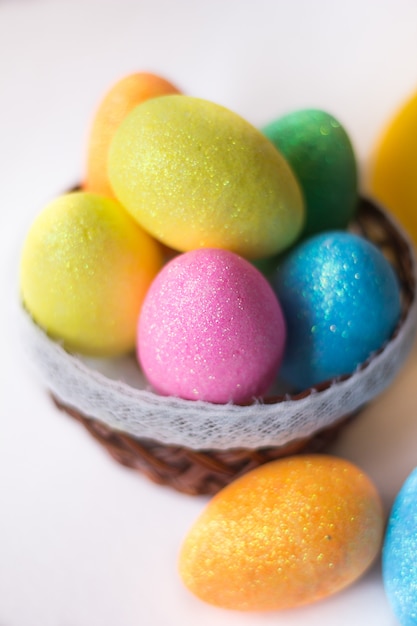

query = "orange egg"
(370, 88), (417, 246)
(83, 72), (181, 197)
(179, 455), (383, 611)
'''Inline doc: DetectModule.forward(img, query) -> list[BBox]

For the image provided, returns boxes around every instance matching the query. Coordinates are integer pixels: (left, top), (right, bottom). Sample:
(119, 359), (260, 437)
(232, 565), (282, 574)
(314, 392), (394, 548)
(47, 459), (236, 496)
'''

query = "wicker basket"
(21, 197), (417, 495)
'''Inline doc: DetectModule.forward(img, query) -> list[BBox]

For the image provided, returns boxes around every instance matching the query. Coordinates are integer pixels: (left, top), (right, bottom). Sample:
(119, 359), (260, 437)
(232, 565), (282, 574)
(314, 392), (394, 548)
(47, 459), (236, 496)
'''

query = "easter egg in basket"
(138, 248), (286, 404)
(107, 94), (304, 259)
(272, 230), (402, 391)
(262, 108), (358, 237)
(20, 191), (164, 356)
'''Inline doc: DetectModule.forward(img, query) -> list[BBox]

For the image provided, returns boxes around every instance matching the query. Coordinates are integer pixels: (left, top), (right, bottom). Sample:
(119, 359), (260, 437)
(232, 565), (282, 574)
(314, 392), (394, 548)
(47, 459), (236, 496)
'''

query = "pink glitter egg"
(137, 248), (286, 404)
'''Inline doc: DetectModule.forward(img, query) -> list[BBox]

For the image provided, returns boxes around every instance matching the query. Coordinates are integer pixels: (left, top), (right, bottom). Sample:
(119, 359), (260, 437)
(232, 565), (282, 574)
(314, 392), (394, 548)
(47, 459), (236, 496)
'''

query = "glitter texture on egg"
(273, 230), (402, 390)
(178, 455), (384, 611)
(20, 191), (164, 356)
(108, 95), (304, 259)
(137, 248), (286, 404)
(382, 468), (417, 626)
(83, 72), (180, 198)
(262, 109), (358, 237)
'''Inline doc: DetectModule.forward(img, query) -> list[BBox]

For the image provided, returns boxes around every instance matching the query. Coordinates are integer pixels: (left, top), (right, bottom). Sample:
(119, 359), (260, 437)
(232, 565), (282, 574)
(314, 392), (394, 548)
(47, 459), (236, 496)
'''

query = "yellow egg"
(108, 95), (304, 259)
(179, 455), (383, 611)
(370, 89), (417, 246)
(83, 72), (181, 198)
(20, 191), (163, 356)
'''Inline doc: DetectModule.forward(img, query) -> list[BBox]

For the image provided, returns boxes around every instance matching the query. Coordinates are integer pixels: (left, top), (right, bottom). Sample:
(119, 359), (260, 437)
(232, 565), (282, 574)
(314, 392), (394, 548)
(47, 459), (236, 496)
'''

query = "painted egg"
(137, 248), (286, 404)
(20, 191), (163, 356)
(262, 109), (358, 237)
(382, 467), (417, 626)
(108, 95), (304, 259)
(83, 72), (180, 198)
(179, 455), (384, 611)
(272, 231), (401, 390)
(370, 89), (417, 246)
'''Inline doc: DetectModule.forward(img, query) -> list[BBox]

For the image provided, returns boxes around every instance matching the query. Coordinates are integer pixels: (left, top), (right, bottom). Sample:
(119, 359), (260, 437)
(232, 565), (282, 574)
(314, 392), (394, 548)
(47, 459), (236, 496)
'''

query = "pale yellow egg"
(20, 191), (163, 356)
(108, 95), (304, 259)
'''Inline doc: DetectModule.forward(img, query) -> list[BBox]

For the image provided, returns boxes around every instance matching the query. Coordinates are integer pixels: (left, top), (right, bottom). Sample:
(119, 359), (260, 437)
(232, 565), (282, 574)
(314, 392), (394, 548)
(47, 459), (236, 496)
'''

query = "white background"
(1, 1), (417, 625)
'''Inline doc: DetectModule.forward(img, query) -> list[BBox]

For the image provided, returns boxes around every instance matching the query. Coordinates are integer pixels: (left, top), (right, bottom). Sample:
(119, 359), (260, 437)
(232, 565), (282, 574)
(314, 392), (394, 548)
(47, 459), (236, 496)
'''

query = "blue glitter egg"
(272, 231), (401, 390)
(383, 468), (417, 626)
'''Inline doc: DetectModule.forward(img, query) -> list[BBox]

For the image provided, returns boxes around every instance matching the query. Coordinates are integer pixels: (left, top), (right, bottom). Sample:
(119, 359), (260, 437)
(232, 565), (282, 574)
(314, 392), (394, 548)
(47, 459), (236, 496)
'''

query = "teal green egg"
(262, 109), (358, 237)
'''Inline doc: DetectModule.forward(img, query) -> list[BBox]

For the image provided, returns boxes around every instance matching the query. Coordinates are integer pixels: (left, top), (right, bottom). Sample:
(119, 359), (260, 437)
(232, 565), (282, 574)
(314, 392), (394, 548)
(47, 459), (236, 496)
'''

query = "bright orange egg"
(179, 455), (383, 611)
(83, 72), (181, 197)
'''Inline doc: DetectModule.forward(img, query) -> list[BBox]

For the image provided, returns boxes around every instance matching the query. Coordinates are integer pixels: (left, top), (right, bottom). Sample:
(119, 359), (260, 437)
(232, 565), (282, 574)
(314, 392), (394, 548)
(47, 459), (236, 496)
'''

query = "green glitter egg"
(262, 109), (358, 237)
(108, 95), (304, 259)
